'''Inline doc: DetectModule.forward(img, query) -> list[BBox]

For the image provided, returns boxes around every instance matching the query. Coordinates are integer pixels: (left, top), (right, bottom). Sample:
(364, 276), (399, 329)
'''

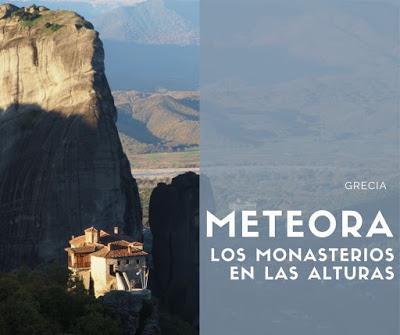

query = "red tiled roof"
(69, 235), (86, 245)
(105, 249), (148, 258)
(90, 247), (109, 257)
(69, 230), (111, 246)
(108, 240), (130, 247)
(67, 244), (147, 258)
(67, 228), (145, 258)
(67, 246), (96, 254)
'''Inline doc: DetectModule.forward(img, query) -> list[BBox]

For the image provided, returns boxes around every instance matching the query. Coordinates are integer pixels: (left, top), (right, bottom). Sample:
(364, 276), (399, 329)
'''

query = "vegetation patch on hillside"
(12, 9), (42, 27)
(44, 22), (63, 32)
(10, 7), (65, 32)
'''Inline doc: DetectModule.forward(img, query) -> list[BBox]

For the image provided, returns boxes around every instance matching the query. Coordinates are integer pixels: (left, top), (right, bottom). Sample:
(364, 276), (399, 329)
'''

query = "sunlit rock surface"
(0, 4), (142, 269)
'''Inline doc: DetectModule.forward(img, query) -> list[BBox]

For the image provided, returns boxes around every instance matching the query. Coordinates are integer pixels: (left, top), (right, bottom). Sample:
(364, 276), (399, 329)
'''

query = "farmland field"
(129, 150), (199, 170)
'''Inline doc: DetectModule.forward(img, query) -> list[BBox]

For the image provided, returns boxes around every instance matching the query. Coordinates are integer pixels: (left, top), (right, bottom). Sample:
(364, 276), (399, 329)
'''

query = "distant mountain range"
(113, 90), (199, 154)
(94, 0), (198, 45)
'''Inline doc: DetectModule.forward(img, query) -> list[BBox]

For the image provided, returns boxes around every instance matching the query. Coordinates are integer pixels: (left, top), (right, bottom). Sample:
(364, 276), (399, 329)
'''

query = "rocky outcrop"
(0, 5), (142, 269)
(102, 291), (160, 335)
(149, 172), (199, 327)
(0, 3), (18, 19)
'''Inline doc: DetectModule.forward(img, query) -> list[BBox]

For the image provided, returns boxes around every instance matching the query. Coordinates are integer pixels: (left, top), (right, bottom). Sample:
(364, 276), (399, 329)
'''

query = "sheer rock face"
(0, 5), (142, 269)
(149, 172), (199, 327)
(102, 291), (161, 335)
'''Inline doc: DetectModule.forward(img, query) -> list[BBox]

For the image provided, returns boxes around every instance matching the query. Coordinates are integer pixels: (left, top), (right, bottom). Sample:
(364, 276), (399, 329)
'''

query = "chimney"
(93, 230), (99, 243)
(84, 227), (98, 244)
(71, 235), (75, 239)
(114, 226), (119, 235)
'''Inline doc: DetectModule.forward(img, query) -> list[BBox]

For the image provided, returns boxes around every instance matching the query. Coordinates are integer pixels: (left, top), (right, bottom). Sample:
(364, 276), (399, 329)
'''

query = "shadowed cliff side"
(149, 172), (199, 328)
(0, 104), (142, 268)
(0, 5), (142, 269)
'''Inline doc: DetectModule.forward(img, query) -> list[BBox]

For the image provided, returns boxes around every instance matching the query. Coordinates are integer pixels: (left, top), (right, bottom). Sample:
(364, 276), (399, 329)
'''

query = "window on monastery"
(109, 265), (115, 276)
(125, 259), (129, 265)
(117, 261), (120, 266)
(136, 259), (140, 265)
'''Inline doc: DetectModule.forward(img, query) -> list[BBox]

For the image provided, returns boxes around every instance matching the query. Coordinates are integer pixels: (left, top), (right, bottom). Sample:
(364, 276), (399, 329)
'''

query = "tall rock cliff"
(0, 4), (142, 269)
(149, 172), (199, 327)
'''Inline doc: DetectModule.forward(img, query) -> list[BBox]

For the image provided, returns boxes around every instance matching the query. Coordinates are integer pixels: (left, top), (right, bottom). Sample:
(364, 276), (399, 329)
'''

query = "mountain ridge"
(114, 90), (199, 154)
(93, 0), (198, 45)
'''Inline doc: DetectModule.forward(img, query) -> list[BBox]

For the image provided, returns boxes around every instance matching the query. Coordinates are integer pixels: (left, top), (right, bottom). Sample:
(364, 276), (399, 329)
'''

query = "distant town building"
(65, 227), (149, 298)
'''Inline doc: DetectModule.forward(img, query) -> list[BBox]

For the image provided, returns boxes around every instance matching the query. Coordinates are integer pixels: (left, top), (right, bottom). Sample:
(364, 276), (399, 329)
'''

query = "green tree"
(0, 267), (122, 334)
